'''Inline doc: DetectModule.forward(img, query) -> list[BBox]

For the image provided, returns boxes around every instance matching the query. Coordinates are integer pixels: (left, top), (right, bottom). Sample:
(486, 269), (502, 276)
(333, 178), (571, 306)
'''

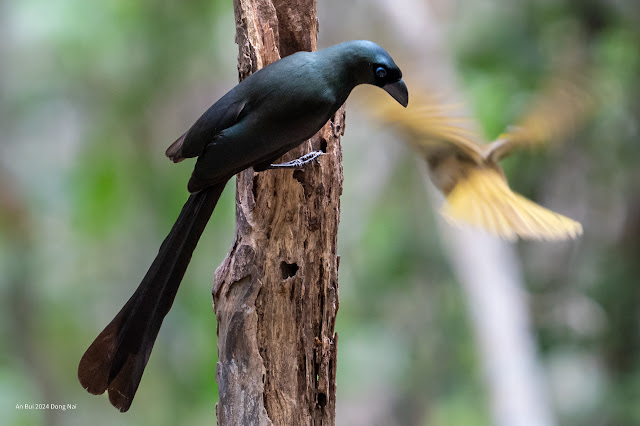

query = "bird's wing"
(486, 74), (594, 162)
(372, 92), (486, 165)
(166, 91), (246, 163)
(440, 167), (582, 241)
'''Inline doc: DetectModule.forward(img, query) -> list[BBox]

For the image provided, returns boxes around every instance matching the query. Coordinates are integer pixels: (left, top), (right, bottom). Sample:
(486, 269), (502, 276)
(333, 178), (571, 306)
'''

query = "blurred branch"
(372, 0), (557, 424)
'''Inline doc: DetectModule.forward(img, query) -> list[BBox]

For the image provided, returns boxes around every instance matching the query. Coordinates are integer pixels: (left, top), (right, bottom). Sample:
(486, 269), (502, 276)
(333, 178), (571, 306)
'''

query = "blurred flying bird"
(78, 40), (408, 412)
(374, 74), (593, 241)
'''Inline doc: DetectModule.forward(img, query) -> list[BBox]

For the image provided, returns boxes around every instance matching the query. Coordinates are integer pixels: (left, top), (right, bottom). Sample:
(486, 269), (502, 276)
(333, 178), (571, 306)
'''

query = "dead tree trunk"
(212, 1), (342, 425)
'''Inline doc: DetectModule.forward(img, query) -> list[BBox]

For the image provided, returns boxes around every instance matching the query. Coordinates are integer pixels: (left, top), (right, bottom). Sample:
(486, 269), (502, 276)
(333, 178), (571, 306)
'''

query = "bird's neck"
(321, 44), (370, 91)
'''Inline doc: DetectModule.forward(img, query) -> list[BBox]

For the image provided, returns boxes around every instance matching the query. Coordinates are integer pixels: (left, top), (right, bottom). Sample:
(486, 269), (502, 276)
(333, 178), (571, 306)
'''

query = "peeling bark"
(213, 1), (341, 425)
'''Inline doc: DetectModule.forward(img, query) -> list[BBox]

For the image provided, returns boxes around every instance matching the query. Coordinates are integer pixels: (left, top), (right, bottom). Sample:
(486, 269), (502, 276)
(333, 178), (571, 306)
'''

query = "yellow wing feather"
(488, 74), (595, 161)
(368, 86), (585, 241)
(441, 168), (583, 241)
(371, 92), (485, 163)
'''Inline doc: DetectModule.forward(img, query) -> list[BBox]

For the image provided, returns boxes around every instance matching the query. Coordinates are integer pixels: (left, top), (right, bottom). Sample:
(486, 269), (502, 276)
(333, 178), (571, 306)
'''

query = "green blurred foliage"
(1, 0), (235, 424)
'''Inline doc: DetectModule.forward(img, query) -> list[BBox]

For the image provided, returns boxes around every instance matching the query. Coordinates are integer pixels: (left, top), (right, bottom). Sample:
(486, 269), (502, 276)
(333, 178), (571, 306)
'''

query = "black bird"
(78, 40), (408, 412)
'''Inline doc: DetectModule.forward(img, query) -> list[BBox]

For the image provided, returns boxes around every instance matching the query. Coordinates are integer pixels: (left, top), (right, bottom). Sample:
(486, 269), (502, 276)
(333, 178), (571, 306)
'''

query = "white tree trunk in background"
(375, 0), (558, 425)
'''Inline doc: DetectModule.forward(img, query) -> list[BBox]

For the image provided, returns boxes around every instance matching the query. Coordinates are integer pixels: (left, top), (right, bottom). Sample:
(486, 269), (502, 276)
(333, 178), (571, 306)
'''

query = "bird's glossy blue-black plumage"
(168, 40), (407, 192)
(78, 39), (407, 412)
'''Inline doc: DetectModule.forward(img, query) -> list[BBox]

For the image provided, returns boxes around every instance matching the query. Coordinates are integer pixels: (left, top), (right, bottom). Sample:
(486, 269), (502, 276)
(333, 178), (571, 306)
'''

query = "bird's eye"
(375, 67), (387, 78)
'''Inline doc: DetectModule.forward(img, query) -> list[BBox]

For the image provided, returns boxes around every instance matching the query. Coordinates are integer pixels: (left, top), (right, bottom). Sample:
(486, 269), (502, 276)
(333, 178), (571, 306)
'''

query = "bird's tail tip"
(440, 168), (583, 241)
(165, 132), (187, 163)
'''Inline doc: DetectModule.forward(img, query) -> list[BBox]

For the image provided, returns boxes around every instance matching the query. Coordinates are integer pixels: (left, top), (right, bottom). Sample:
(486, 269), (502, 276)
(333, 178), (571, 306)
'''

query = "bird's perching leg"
(267, 150), (325, 169)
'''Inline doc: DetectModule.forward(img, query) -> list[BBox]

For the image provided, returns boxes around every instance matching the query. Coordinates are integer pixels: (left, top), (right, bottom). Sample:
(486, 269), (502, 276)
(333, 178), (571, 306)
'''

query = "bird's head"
(329, 40), (409, 107)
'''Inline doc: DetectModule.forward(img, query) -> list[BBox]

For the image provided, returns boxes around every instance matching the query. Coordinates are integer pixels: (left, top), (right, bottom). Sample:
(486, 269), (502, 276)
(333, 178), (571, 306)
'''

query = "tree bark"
(212, 1), (342, 425)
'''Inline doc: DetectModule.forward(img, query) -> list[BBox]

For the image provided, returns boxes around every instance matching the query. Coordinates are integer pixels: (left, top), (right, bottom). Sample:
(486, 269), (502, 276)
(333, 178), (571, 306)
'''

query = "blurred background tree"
(1, 0), (639, 425)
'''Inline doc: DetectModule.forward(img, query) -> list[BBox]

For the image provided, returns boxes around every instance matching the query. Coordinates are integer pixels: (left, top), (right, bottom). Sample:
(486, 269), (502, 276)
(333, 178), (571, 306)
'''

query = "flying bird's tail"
(440, 167), (582, 241)
(78, 182), (227, 412)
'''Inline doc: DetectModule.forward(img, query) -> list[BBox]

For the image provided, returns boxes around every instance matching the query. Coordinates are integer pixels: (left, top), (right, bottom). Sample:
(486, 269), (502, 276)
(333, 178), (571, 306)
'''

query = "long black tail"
(78, 182), (227, 412)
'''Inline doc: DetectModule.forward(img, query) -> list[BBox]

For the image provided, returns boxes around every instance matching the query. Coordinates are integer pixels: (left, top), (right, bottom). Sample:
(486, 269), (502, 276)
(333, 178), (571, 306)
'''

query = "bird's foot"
(268, 150), (325, 169)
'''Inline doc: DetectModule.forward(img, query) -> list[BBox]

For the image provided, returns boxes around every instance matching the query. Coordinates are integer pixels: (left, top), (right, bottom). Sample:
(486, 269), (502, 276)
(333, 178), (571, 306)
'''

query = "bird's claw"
(268, 150), (325, 169)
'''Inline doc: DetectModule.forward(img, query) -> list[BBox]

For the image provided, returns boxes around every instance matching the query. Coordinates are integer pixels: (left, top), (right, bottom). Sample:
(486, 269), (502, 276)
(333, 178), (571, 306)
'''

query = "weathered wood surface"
(213, 1), (342, 424)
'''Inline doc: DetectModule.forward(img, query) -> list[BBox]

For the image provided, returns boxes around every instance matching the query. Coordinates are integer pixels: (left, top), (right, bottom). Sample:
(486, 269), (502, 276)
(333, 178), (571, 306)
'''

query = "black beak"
(383, 79), (408, 107)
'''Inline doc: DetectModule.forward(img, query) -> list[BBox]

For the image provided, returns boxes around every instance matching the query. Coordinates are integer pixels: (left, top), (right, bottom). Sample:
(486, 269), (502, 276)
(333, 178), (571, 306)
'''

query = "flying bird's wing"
(486, 74), (594, 162)
(372, 87), (583, 241)
(440, 167), (583, 241)
(372, 91), (486, 165)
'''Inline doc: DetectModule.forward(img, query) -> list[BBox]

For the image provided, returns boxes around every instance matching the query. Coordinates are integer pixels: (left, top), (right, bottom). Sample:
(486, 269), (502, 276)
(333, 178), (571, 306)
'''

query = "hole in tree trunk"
(317, 392), (327, 407)
(320, 137), (328, 153)
(280, 261), (299, 279)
